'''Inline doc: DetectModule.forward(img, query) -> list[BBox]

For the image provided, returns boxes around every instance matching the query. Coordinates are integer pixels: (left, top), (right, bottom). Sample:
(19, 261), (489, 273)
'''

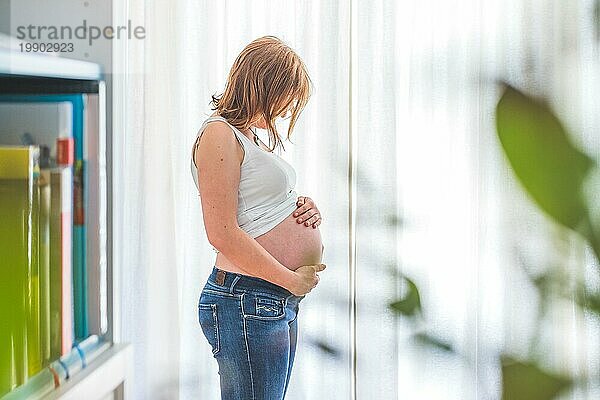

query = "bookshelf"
(0, 49), (130, 399)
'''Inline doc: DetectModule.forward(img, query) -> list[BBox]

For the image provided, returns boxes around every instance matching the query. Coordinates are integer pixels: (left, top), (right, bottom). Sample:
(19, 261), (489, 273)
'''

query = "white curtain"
(111, 0), (600, 399)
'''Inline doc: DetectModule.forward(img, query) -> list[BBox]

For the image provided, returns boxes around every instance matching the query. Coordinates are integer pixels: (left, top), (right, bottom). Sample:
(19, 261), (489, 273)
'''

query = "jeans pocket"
(198, 303), (220, 356)
(242, 293), (286, 320)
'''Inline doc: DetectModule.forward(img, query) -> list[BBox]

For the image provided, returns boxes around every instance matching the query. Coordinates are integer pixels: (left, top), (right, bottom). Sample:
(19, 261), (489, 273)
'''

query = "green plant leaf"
(501, 355), (572, 400)
(389, 277), (422, 317)
(412, 332), (454, 353)
(574, 285), (600, 317)
(308, 338), (341, 358)
(495, 84), (595, 233)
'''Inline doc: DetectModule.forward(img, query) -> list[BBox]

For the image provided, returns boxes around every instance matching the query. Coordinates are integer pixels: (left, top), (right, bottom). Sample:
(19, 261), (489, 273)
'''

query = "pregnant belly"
(254, 210), (324, 270)
(215, 209), (323, 273)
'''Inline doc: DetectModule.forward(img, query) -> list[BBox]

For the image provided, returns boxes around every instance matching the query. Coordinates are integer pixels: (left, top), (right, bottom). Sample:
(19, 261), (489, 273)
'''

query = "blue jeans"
(198, 266), (306, 400)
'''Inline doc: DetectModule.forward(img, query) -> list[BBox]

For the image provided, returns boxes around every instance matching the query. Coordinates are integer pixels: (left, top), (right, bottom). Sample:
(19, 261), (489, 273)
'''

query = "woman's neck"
(211, 112), (260, 144)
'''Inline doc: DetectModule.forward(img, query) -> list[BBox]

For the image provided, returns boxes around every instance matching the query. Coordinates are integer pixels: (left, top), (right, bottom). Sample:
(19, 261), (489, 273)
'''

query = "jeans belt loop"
(230, 275), (241, 294)
(216, 269), (226, 286)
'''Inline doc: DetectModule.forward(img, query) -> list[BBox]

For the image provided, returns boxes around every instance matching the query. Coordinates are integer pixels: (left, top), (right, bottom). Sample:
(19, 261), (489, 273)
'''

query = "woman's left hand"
(294, 196), (322, 228)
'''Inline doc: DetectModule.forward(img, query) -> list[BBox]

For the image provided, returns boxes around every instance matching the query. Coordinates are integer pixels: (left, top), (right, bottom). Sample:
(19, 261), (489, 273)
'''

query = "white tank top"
(190, 115), (298, 253)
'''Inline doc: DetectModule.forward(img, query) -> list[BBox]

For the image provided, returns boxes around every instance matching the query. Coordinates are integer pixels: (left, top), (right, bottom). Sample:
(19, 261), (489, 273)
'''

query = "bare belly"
(214, 208), (323, 275)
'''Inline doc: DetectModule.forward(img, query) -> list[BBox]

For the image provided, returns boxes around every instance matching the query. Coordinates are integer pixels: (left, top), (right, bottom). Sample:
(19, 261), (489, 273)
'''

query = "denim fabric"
(198, 266), (306, 400)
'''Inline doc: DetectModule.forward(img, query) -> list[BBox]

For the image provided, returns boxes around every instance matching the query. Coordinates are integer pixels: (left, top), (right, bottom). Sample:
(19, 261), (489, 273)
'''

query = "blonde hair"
(210, 35), (313, 153)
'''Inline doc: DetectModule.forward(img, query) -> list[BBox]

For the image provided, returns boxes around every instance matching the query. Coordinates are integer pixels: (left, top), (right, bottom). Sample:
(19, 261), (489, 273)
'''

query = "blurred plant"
(495, 82), (600, 398)
(388, 82), (600, 399)
(386, 266), (455, 354)
(495, 84), (599, 260)
(500, 356), (572, 400)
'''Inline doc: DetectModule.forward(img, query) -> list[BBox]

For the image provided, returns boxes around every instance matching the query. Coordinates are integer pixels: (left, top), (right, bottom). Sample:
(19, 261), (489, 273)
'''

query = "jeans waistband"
(207, 265), (303, 300)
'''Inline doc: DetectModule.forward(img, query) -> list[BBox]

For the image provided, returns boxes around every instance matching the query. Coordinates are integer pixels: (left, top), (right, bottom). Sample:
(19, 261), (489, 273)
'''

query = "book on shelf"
(38, 161), (51, 368)
(50, 140), (75, 357)
(0, 145), (40, 395)
(84, 93), (108, 336)
(0, 92), (109, 397)
(0, 95), (90, 340)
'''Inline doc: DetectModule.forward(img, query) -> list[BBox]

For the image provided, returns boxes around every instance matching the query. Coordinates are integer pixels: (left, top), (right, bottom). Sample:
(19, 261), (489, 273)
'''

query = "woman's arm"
(195, 122), (300, 291)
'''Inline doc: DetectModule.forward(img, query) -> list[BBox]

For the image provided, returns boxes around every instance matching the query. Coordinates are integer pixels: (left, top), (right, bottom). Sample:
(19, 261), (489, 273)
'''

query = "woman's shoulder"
(195, 117), (246, 166)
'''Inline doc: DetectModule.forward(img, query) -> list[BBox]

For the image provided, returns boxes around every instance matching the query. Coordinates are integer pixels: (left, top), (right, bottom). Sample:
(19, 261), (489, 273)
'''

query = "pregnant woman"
(190, 36), (326, 399)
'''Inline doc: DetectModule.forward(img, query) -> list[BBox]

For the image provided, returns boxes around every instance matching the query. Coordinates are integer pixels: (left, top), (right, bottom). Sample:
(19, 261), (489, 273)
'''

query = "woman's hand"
(294, 196), (322, 229)
(288, 263), (327, 296)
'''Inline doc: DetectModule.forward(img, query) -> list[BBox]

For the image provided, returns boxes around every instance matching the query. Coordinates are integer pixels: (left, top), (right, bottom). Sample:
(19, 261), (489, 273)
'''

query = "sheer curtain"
(111, 0), (600, 399)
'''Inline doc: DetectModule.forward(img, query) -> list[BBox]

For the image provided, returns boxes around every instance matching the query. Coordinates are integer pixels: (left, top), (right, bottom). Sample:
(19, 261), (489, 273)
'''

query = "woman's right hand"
(289, 263), (327, 296)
